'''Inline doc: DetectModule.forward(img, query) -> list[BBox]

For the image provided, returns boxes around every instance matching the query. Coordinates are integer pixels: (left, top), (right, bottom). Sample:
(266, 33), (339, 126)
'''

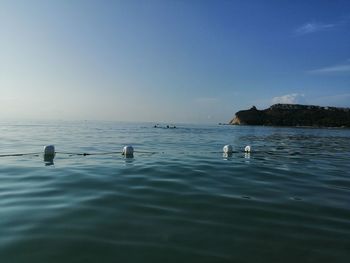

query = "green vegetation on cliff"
(229, 104), (350, 127)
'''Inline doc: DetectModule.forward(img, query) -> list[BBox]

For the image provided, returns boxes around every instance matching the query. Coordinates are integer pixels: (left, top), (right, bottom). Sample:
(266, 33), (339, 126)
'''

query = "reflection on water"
(222, 152), (233, 159)
(43, 154), (55, 166)
(124, 156), (135, 165)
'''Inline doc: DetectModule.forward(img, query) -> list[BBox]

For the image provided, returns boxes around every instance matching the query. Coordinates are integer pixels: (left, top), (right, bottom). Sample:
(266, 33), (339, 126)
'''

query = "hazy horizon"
(1, 0), (350, 124)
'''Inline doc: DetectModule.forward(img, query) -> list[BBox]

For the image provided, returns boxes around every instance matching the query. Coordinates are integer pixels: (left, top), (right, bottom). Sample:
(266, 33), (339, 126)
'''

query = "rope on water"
(0, 152), (42, 158)
(0, 144), (257, 160)
(55, 151), (122, 156)
(0, 150), (159, 158)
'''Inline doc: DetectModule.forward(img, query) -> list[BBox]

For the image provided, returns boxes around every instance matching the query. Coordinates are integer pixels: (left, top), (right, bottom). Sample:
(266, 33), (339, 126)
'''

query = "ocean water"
(0, 121), (350, 263)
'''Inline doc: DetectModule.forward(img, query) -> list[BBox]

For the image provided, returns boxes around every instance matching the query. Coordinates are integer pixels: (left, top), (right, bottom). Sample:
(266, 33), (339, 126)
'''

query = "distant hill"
(229, 104), (350, 127)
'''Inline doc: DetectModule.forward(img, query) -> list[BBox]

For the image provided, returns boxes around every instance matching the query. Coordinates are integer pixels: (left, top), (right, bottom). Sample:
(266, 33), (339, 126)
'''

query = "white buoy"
(44, 145), (55, 164)
(223, 144), (233, 154)
(44, 145), (55, 156)
(122, 145), (134, 157)
(244, 145), (251, 153)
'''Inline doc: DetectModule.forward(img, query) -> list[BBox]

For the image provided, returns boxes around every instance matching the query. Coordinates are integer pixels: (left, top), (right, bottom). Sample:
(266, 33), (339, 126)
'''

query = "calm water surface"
(0, 121), (350, 262)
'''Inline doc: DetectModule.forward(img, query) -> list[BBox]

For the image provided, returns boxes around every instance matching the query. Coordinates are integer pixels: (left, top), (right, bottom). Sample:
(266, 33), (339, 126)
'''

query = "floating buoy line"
(0, 144), (252, 162)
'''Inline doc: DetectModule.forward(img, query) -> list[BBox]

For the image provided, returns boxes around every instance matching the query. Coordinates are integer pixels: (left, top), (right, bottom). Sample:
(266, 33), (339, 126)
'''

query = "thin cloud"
(272, 93), (305, 104)
(294, 16), (349, 36)
(308, 63), (350, 74)
(295, 22), (336, 35)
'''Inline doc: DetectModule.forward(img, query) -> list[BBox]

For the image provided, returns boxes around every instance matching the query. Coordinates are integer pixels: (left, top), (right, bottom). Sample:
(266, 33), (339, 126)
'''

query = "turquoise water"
(1, 121), (350, 262)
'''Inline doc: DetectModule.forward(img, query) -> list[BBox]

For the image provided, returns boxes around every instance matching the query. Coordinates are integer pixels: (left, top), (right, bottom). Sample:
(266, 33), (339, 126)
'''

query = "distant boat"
(153, 124), (176, 129)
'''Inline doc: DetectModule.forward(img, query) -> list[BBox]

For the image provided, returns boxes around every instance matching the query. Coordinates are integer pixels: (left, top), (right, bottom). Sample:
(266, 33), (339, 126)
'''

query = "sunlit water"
(1, 121), (350, 262)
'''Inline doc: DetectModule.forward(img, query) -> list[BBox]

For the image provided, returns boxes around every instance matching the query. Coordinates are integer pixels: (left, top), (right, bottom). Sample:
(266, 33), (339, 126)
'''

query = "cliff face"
(229, 104), (350, 127)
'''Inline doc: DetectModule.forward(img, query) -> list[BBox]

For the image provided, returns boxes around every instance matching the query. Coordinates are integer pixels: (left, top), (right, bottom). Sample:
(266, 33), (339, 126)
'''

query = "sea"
(0, 121), (350, 263)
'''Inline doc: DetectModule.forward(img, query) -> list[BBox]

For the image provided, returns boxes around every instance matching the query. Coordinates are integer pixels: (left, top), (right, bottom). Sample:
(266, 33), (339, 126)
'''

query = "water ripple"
(0, 123), (350, 262)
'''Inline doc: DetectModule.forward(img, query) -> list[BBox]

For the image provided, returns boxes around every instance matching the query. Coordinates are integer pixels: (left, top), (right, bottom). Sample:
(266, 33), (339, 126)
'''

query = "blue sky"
(1, 0), (349, 123)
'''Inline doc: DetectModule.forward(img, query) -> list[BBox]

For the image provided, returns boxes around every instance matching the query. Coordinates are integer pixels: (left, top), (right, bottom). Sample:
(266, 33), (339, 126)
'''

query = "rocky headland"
(229, 104), (350, 127)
